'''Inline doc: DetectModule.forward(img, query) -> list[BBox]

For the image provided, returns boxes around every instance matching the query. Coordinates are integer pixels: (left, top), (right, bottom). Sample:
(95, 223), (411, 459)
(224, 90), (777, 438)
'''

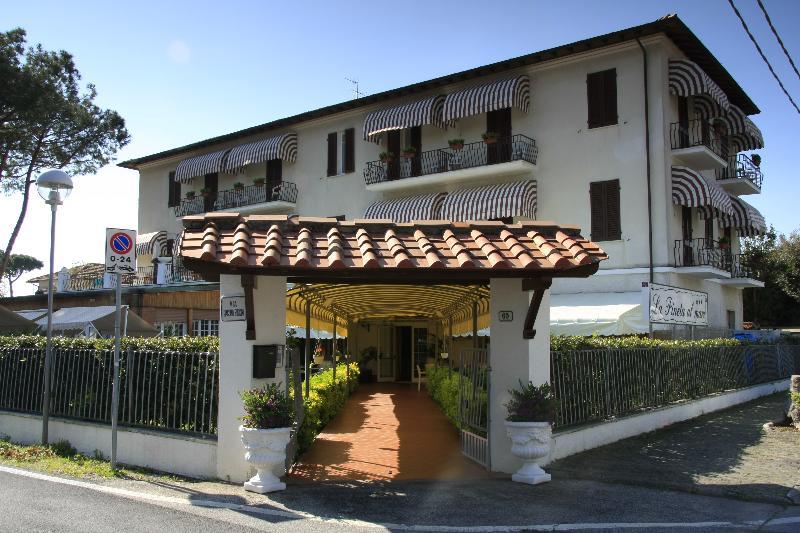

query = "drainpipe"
(637, 38), (655, 339)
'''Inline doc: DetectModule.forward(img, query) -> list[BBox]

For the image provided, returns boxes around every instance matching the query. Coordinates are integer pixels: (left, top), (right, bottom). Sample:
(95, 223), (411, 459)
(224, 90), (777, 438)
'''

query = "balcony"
(718, 253), (764, 288)
(670, 120), (727, 170)
(673, 240), (763, 284)
(715, 154), (763, 195)
(363, 134), (538, 193)
(60, 262), (205, 292)
(174, 181), (297, 217)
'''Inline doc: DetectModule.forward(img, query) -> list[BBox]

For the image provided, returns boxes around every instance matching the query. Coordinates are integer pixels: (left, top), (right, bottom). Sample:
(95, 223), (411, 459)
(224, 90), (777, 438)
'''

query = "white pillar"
(216, 273), (287, 482)
(488, 278), (550, 474)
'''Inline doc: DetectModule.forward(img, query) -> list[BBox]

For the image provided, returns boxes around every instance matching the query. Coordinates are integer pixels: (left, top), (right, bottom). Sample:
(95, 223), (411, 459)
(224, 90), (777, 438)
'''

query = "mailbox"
(252, 345), (284, 379)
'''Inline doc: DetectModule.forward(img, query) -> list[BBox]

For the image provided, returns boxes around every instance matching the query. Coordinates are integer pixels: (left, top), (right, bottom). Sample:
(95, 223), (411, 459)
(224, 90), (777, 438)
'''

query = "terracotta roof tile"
(180, 215), (607, 281)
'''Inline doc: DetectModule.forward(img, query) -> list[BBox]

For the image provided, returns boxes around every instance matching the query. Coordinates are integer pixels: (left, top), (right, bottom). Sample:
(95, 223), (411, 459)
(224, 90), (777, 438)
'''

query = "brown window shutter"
(587, 69), (617, 128)
(587, 72), (602, 129)
(606, 179), (621, 240)
(344, 128), (355, 173)
(168, 171), (180, 208)
(589, 181), (606, 241)
(327, 132), (338, 176)
(603, 69), (618, 126)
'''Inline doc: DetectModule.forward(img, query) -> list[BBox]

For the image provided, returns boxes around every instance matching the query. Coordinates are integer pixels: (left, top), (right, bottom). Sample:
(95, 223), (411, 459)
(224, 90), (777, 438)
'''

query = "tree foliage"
(0, 28), (130, 279)
(742, 227), (800, 326)
(0, 252), (42, 296)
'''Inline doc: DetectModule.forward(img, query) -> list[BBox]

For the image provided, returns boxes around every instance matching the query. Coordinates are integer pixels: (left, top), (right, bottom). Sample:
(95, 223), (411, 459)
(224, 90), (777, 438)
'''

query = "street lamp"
(37, 169), (73, 445)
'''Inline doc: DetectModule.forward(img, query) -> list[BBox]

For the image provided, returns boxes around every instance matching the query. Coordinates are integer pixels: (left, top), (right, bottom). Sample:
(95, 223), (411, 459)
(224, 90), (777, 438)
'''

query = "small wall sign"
(498, 310), (514, 322)
(642, 282), (708, 326)
(220, 295), (246, 322)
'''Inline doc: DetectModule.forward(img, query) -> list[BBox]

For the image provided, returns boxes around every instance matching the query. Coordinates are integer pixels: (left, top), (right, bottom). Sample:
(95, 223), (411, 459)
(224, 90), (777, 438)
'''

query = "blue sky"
(1, 0), (798, 295)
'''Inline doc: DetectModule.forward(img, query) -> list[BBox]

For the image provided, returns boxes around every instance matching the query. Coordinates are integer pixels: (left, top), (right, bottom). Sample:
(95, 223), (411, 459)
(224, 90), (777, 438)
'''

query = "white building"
(121, 14), (766, 335)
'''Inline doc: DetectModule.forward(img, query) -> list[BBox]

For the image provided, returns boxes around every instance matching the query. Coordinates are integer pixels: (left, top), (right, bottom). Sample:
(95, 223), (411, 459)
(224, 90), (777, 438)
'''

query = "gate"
(458, 348), (490, 469)
(284, 346), (305, 471)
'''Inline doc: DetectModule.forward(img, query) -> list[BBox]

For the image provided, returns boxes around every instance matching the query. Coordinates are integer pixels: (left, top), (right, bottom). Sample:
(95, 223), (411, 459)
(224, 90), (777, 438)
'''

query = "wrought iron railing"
(364, 134), (539, 185)
(214, 181), (298, 211)
(673, 238), (728, 270)
(716, 154), (764, 190)
(58, 263), (204, 292)
(174, 196), (205, 217)
(551, 344), (798, 430)
(670, 120), (723, 158)
(727, 253), (757, 279)
(0, 347), (219, 436)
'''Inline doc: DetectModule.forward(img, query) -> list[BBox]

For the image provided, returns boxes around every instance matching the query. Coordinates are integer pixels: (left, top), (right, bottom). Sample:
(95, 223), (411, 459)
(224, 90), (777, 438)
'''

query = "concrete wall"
(0, 412), (216, 479)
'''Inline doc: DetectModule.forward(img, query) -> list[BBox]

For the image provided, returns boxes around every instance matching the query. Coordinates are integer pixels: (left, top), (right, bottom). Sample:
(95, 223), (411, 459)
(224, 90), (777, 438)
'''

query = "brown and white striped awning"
(442, 75), (530, 123)
(669, 59), (729, 111)
(135, 231), (168, 256)
(724, 195), (766, 236)
(439, 180), (537, 221)
(363, 95), (448, 143)
(224, 133), (298, 173)
(363, 193), (446, 223)
(671, 166), (732, 216)
(174, 148), (231, 183)
(692, 96), (764, 152)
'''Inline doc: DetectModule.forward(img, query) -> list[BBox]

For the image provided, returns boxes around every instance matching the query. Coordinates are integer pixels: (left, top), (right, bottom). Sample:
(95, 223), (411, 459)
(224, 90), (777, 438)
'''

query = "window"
(193, 319), (219, 337)
(587, 68), (618, 128)
(155, 321), (186, 337)
(589, 179), (621, 241)
(266, 159), (282, 193)
(704, 217), (714, 244)
(727, 310), (736, 330)
(326, 127), (355, 176)
(167, 171), (181, 208)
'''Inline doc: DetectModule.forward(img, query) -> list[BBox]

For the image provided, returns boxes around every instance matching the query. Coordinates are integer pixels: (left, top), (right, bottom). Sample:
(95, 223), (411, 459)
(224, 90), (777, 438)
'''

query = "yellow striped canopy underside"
(285, 284), (490, 337)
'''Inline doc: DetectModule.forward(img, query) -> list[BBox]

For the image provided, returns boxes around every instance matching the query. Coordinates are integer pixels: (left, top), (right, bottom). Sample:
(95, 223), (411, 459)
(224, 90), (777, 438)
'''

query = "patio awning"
(363, 95), (448, 143)
(174, 148), (231, 183)
(224, 133), (298, 173)
(691, 96), (764, 152)
(671, 166), (732, 216)
(0, 305), (38, 334)
(724, 196), (767, 236)
(669, 59), (729, 110)
(439, 180), (537, 221)
(363, 193), (446, 223)
(179, 214), (607, 284)
(550, 292), (647, 336)
(442, 75), (530, 122)
(136, 231), (168, 256)
(33, 306), (158, 337)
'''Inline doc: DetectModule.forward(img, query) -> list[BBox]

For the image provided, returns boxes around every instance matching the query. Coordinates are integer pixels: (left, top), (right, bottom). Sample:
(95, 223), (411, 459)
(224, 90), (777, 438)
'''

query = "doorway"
(397, 326), (412, 381)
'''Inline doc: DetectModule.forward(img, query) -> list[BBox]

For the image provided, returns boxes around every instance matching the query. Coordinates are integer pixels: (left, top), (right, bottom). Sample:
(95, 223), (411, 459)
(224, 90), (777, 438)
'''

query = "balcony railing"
(715, 154), (763, 190)
(670, 120), (723, 158)
(364, 134), (539, 185)
(727, 253), (757, 279)
(673, 240), (761, 280)
(59, 263), (204, 292)
(174, 181), (297, 217)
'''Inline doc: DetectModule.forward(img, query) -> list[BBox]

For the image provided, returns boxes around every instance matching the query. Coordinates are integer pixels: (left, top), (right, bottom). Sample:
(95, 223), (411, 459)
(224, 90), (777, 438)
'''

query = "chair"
(415, 364), (426, 391)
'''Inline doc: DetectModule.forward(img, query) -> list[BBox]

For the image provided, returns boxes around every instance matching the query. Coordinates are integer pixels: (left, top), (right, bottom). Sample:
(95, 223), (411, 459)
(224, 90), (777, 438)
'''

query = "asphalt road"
(2, 468), (800, 532)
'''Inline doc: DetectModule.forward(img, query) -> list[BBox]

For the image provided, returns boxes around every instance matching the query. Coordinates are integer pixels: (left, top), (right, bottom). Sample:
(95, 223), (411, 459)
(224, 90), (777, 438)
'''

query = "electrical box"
(252, 345), (284, 379)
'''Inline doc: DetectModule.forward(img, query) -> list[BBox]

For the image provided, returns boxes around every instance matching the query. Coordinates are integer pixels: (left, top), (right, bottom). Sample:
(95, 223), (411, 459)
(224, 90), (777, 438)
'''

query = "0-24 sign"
(105, 228), (137, 274)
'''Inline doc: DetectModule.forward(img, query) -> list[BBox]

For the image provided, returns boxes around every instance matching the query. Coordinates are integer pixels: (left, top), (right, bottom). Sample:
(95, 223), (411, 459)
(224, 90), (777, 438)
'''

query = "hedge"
(550, 335), (742, 351)
(293, 362), (360, 454)
(0, 334), (219, 353)
(426, 366), (487, 435)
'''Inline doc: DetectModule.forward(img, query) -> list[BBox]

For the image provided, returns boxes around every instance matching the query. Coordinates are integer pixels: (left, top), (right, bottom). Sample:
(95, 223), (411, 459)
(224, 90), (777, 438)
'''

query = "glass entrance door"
(377, 325), (395, 381)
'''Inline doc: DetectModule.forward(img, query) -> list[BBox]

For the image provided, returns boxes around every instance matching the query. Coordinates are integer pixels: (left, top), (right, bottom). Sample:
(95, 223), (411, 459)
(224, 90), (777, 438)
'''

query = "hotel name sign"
(642, 282), (708, 326)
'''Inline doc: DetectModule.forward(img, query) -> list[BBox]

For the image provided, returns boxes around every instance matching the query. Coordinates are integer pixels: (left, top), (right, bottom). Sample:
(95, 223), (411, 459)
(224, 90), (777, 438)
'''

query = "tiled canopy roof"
(179, 214), (607, 282)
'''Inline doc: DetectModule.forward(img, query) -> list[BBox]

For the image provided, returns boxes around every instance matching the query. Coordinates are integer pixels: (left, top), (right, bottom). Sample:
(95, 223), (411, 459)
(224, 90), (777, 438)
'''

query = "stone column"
(216, 273), (287, 482)
(488, 278), (550, 473)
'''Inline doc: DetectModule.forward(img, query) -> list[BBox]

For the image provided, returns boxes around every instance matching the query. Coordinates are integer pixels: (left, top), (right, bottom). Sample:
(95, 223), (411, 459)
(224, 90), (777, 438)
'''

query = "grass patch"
(0, 436), (182, 482)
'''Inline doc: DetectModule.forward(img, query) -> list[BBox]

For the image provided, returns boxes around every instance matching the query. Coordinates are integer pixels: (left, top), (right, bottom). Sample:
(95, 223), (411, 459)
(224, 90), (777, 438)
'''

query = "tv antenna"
(345, 77), (365, 99)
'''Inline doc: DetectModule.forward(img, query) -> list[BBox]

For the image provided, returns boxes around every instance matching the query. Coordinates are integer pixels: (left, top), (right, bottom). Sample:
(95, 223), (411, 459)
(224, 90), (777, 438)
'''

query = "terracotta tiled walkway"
(289, 383), (489, 482)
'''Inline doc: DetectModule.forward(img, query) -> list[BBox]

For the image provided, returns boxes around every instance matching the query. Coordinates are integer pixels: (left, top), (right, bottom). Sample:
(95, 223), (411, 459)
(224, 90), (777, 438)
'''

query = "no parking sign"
(105, 228), (137, 274)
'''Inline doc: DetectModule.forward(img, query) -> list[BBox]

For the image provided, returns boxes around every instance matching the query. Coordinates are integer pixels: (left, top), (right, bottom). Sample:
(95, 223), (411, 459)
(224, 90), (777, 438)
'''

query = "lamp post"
(36, 169), (73, 445)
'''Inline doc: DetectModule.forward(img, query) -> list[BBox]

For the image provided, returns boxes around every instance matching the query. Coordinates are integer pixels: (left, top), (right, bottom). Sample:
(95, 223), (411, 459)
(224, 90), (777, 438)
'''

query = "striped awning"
(363, 192), (446, 223)
(439, 180), (537, 221)
(724, 195), (766, 236)
(692, 96), (764, 152)
(442, 75), (530, 123)
(224, 133), (298, 173)
(671, 166), (732, 216)
(363, 95), (448, 143)
(669, 59), (729, 111)
(135, 231), (168, 256)
(174, 148), (231, 183)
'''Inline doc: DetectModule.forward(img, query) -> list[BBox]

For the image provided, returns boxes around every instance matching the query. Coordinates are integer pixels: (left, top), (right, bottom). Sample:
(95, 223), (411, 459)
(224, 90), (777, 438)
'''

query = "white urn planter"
(239, 425), (292, 493)
(505, 420), (552, 485)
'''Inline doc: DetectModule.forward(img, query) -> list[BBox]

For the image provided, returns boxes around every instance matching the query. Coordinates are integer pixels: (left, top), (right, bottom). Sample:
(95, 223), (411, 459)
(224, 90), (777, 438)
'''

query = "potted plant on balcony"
(401, 146), (417, 159)
(253, 177), (266, 187)
(718, 235), (731, 250)
(185, 190), (196, 199)
(239, 383), (294, 493)
(379, 151), (395, 164)
(233, 182), (245, 192)
(200, 187), (213, 198)
(504, 381), (555, 485)
(482, 131), (499, 145)
(448, 138), (465, 151)
(751, 153), (761, 167)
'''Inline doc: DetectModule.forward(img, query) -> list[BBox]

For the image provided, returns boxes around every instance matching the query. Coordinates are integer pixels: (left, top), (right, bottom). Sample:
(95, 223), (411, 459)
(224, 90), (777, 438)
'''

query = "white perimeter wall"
(0, 412), (216, 479)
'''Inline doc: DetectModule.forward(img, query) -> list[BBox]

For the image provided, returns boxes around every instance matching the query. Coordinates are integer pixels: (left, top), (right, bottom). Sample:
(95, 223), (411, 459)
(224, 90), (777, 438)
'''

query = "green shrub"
(50, 439), (77, 458)
(0, 334), (219, 352)
(293, 362), (359, 454)
(426, 366), (461, 428)
(240, 383), (294, 429)
(550, 334), (741, 352)
(505, 381), (555, 423)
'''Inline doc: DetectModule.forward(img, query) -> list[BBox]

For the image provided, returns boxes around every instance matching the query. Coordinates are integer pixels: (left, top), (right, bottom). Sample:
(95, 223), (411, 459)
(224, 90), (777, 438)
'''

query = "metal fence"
(550, 344), (799, 430)
(0, 347), (218, 436)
